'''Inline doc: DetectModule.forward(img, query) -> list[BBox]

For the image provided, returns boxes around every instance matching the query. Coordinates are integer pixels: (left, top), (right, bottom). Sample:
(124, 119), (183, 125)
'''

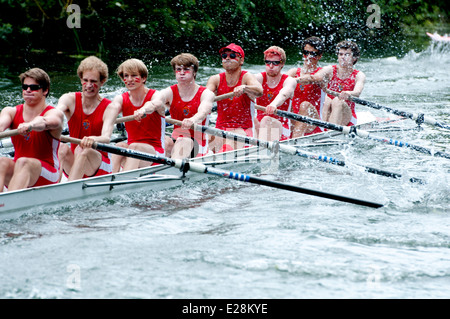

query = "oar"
(167, 118), (425, 184)
(325, 89), (450, 130)
(0, 129), (19, 139)
(61, 136), (383, 208)
(254, 105), (450, 160)
(214, 92), (234, 102)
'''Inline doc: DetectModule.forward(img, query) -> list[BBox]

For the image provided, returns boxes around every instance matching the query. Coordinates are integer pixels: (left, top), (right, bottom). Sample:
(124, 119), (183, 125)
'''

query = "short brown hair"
(77, 56), (109, 82)
(336, 40), (360, 64)
(303, 36), (324, 54)
(170, 53), (199, 78)
(19, 68), (51, 97)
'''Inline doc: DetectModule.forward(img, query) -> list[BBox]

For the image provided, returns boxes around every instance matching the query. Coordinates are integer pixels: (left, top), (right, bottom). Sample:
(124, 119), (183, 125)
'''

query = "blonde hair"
(77, 56), (109, 82)
(264, 46), (286, 63)
(116, 59), (148, 81)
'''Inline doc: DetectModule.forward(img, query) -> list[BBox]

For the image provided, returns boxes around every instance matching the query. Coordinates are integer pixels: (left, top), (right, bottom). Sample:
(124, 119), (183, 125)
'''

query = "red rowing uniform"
(170, 84), (210, 157)
(122, 89), (165, 155)
(256, 72), (292, 140)
(292, 67), (325, 136)
(11, 104), (60, 187)
(326, 65), (359, 126)
(67, 92), (112, 177)
(215, 71), (255, 136)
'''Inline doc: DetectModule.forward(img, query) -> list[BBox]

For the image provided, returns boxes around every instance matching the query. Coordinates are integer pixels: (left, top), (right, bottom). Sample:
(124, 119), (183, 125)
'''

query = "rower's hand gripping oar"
(168, 118), (425, 184)
(325, 89), (450, 131)
(255, 105), (450, 160)
(61, 136), (384, 208)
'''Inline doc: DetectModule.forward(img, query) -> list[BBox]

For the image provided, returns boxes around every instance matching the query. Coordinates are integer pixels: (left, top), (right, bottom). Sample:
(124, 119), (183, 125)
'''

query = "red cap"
(219, 43), (245, 59)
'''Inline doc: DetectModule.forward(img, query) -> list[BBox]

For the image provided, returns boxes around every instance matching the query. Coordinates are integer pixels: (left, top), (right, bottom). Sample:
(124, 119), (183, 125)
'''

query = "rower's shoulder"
(58, 91), (77, 100)
(56, 92), (77, 109)
(206, 73), (220, 89)
(355, 69), (366, 79)
(286, 67), (299, 77)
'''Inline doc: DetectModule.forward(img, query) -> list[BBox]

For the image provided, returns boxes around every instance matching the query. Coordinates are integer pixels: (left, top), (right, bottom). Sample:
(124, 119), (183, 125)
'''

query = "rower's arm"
(0, 107), (16, 132)
(28, 108), (64, 132)
(189, 89), (214, 124)
(268, 76), (297, 108)
(205, 74), (220, 95)
(310, 65), (333, 87)
(96, 102), (121, 144)
(349, 71), (366, 97)
(56, 92), (75, 120)
(242, 72), (263, 98)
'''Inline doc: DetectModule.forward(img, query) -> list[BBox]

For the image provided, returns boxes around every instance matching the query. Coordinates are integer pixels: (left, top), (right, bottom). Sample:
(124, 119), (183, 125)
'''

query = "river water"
(0, 40), (449, 300)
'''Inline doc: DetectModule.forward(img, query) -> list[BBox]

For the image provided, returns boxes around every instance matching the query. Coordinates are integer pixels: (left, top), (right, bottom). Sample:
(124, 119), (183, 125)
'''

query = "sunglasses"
(265, 60), (282, 66)
(303, 50), (319, 57)
(22, 84), (42, 91)
(175, 66), (192, 73)
(221, 52), (239, 59)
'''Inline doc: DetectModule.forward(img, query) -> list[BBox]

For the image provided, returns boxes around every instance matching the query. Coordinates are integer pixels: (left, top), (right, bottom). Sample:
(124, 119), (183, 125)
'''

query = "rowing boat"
(0, 111), (379, 220)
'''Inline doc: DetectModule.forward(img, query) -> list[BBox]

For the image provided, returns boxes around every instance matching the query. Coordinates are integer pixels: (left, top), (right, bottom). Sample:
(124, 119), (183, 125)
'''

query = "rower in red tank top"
(287, 36), (326, 137)
(65, 92), (112, 177)
(170, 84), (210, 157)
(206, 43), (263, 152)
(311, 40), (366, 127)
(140, 53), (215, 159)
(0, 68), (64, 192)
(11, 104), (61, 187)
(215, 71), (254, 131)
(57, 56), (118, 181)
(122, 89), (165, 154)
(255, 46), (297, 142)
(110, 58), (167, 171)
(326, 65), (360, 125)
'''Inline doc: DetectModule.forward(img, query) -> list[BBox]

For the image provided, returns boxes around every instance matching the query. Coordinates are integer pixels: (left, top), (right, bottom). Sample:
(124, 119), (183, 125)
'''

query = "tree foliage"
(0, 0), (448, 67)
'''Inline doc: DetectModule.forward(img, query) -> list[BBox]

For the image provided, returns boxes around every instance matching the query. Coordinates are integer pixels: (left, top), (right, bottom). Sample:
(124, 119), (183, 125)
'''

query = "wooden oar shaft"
(255, 105), (450, 160)
(214, 92), (234, 102)
(325, 89), (450, 130)
(0, 129), (19, 139)
(115, 114), (136, 124)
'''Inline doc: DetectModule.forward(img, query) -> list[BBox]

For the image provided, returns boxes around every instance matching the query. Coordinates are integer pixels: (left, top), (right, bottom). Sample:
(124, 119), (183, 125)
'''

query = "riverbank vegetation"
(0, 0), (448, 75)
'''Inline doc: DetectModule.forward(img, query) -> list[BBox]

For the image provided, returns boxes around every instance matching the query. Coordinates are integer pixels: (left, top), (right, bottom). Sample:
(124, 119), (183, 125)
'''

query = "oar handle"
(324, 88), (341, 98)
(0, 129), (19, 139)
(115, 114), (138, 124)
(214, 92), (234, 102)
(61, 135), (81, 145)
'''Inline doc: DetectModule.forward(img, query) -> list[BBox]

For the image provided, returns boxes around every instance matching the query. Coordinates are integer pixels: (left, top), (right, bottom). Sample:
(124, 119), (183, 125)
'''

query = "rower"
(139, 53), (215, 159)
(254, 46), (297, 141)
(109, 58), (166, 172)
(57, 56), (118, 181)
(206, 43), (263, 152)
(312, 40), (366, 126)
(287, 36), (326, 137)
(0, 68), (64, 192)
